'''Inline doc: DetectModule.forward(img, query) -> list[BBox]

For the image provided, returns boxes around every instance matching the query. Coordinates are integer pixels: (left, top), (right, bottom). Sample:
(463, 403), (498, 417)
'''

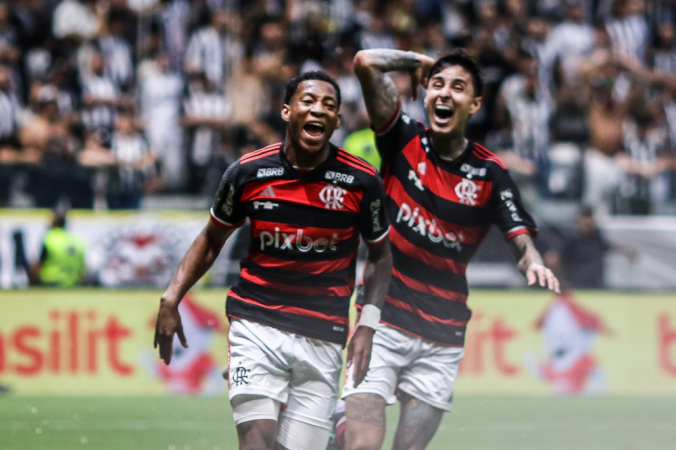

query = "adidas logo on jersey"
(259, 228), (339, 253)
(257, 167), (284, 178)
(325, 171), (355, 184)
(408, 170), (425, 191)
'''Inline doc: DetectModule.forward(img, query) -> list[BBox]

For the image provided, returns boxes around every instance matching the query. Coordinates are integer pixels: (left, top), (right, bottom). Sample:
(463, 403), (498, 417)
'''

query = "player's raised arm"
(509, 233), (560, 294)
(347, 238), (392, 387)
(352, 49), (435, 131)
(154, 220), (235, 365)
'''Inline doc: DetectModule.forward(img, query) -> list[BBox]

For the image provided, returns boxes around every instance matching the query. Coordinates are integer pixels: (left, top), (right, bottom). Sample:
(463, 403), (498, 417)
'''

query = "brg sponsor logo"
(325, 171), (354, 184)
(395, 202), (462, 251)
(259, 228), (339, 253)
(257, 167), (284, 178)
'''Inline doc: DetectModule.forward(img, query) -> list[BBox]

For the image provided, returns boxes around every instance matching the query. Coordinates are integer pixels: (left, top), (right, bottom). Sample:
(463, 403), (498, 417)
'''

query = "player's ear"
(281, 104), (290, 122)
(469, 96), (482, 116)
(335, 112), (342, 129)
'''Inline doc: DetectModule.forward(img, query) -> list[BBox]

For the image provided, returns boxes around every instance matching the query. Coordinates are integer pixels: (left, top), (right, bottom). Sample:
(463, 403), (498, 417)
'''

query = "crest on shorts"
(231, 365), (250, 386)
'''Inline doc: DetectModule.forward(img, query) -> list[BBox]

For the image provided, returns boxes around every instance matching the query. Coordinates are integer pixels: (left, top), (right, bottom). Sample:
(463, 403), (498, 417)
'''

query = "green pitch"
(2, 396), (675, 450)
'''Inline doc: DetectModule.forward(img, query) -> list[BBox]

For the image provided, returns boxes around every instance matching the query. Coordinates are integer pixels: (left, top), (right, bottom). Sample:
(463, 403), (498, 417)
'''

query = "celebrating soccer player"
(154, 71), (392, 450)
(340, 49), (560, 450)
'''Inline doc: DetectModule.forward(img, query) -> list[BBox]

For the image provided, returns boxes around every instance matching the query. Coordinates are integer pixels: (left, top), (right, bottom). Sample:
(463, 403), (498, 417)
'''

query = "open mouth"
(434, 105), (454, 121)
(303, 122), (325, 139)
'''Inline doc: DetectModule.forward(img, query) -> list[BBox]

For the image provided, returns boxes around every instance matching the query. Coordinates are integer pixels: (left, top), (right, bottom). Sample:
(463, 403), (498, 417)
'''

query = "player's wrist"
(357, 304), (381, 330)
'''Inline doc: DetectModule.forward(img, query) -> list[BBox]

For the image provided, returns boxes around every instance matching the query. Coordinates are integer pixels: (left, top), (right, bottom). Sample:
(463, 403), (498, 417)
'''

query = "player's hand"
(346, 326), (375, 387)
(526, 263), (560, 294)
(410, 55), (435, 101)
(153, 298), (188, 365)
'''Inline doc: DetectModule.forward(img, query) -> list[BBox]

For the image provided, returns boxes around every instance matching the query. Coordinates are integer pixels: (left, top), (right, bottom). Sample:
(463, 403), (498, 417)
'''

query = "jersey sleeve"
(373, 106), (421, 167)
(357, 174), (390, 246)
(490, 169), (538, 240)
(210, 161), (246, 229)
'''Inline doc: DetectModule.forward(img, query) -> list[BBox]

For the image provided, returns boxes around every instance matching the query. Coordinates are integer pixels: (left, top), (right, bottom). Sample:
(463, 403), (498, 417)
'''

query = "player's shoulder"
(465, 142), (509, 177)
(330, 147), (379, 185)
(235, 143), (286, 178)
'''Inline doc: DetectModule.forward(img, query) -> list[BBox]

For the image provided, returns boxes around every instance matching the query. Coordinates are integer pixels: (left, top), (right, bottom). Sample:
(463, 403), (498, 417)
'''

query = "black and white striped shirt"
(605, 14), (648, 61)
(98, 35), (134, 91)
(184, 90), (230, 165)
(0, 90), (19, 141)
(81, 75), (118, 131)
(184, 27), (243, 89)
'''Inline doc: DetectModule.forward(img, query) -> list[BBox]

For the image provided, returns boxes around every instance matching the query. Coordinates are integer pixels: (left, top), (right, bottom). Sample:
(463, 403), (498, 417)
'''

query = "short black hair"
(284, 71), (342, 108)
(428, 49), (484, 98)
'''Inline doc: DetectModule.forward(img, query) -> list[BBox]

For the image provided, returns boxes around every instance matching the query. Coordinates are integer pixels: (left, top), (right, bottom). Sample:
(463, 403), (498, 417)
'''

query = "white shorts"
(227, 319), (343, 450)
(342, 323), (463, 412)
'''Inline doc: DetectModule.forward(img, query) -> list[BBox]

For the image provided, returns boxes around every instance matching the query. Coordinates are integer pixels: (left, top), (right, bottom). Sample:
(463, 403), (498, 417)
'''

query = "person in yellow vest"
(342, 112), (381, 170)
(30, 208), (87, 287)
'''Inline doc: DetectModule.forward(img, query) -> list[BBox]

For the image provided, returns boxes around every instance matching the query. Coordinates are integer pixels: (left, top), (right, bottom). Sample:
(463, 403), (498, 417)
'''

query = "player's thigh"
(277, 338), (343, 450)
(392, 391), (444, 450)
(342, 323), (413, 405)
(227, 319), (291, 407)
(398, 344), (464, 412)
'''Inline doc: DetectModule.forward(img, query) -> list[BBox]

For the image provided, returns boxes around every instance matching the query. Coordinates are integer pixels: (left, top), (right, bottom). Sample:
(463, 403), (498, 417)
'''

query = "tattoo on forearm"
(345, 394), (387, 426)
(355, 50), (422, 130)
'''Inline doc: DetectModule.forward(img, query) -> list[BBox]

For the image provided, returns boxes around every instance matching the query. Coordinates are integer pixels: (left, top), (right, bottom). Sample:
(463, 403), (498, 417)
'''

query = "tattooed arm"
(352, 49), (435, 130)
(510, 233), (560, 293)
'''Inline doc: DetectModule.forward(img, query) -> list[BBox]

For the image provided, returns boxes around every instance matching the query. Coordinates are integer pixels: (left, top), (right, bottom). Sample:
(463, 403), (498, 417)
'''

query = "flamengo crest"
(319, 184), (347, 210)
(455, 178), (480, 206)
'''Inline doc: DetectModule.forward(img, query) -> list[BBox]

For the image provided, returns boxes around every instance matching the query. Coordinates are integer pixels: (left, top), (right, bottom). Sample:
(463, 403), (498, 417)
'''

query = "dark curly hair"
(284, 71), (342, 108)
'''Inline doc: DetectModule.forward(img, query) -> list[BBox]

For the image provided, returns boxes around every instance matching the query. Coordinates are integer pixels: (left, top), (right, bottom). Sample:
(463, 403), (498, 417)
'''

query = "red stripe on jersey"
(228, 290), (350, 325)
(336, 155), (377, 175)
(336, 150), (377, 174)
(400, 140), (493, 207)
(392, 267), (467, 303)
(385, 175), (490, 245)
(240, 268), (353, 297)
(240, 144), (281, 164)
(242, 179), (364, 213)
(473, 144), (507, 169)
(248, 251), (354, 274)
(504, 226), (532, 241)
(389, 226), (467, 275)
(249, 220), (358, 243)
(385, 296), (469, 327)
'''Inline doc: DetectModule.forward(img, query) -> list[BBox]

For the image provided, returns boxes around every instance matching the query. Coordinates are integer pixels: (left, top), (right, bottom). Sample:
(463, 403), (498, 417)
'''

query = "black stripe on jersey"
(390, 245), (469, 294)
(388, 163), (494, 229)
(246, 202), (359, 230)
(381, 302), (470, 346)
(387, 277), (470, 318)
(227, 298), (349, 345)
(241, 259), (355, 288)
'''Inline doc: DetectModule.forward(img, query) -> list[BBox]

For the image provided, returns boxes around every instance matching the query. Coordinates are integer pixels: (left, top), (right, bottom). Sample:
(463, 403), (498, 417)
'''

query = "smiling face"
(281, 79), (341, 156)
(424, 65), (482, 137)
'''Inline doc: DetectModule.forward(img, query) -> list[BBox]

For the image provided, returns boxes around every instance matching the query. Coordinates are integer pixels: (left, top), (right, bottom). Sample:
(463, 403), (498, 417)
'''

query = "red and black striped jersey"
(359, 111), (537, 346)
(211, 142), (389, 345)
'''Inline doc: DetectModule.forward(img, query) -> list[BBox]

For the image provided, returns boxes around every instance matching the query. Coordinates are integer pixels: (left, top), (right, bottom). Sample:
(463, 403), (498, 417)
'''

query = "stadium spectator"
(546, 207), (635, 289)
(341, 48), (559, 450)
(0, 64), (25, 206)
(154, 71), (392, 450)
(106, 112), (155, 209)
(29, 206), (87, 287)
(184, 8), (243, 91)
(138, 52), (184, 190)
(181, 70), (231, 194)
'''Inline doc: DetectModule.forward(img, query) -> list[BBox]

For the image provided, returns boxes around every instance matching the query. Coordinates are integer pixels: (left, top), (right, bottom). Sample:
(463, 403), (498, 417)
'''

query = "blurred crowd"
(0, 0), (675, 216)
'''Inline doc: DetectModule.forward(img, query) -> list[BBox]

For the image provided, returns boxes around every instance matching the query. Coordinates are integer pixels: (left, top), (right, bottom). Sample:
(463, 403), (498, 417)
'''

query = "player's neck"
(284, 138), (331, 170)
(430, 130), (468, 161)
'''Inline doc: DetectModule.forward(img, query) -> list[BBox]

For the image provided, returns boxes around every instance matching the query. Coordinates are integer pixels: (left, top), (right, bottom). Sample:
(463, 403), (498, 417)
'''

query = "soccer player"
(340, 49), (560, 450)
(154, 71), (392, 450)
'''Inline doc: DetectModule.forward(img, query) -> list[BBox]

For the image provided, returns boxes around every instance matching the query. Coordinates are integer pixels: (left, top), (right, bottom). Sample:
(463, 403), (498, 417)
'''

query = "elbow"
(352, 51), (371, 75)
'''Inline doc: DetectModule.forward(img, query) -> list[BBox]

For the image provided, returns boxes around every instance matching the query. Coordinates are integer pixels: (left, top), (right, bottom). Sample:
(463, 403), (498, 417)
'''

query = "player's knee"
(344, 394), (387, 450)
(236, 419), (277, 450)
